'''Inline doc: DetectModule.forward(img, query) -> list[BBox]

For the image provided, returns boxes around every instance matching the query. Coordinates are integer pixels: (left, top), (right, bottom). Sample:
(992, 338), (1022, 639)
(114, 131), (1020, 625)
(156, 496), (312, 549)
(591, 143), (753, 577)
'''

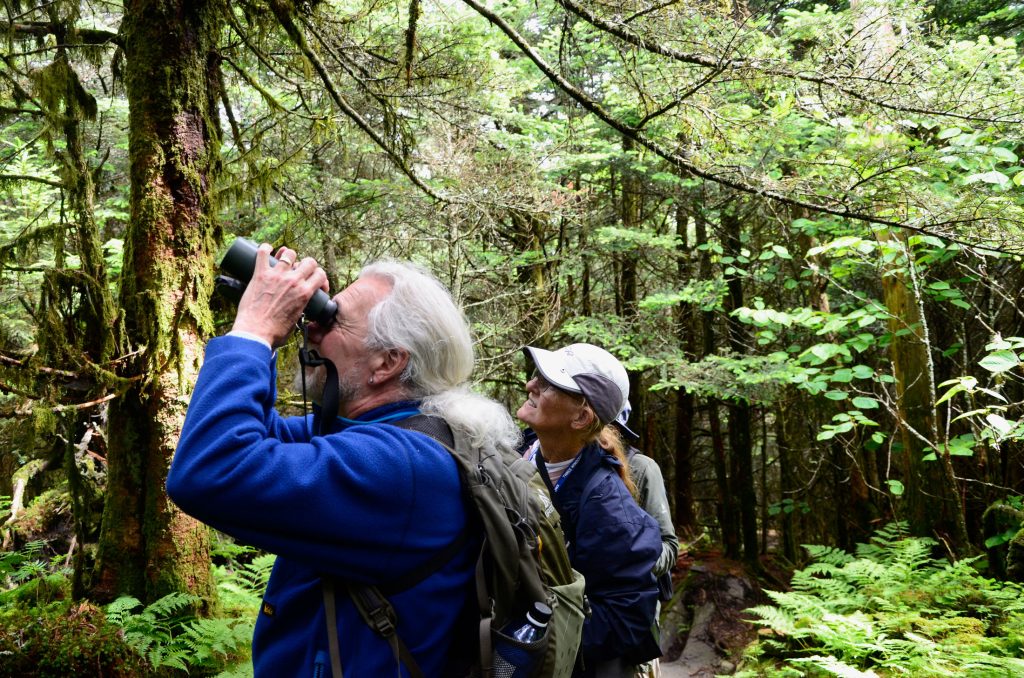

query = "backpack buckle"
(367, 605), (397, 637)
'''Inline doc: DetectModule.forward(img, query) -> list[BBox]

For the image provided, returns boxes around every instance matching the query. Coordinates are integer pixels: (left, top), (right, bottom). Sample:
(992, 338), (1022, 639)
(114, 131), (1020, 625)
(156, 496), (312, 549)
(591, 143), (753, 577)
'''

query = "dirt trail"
(656, 554), (766, 677)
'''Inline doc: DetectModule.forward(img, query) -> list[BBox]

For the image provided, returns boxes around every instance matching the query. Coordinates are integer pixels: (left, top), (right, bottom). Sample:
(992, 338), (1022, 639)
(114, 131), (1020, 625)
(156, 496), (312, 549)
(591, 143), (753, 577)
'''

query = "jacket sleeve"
(166, 335), (466, 582)
(631, 454), (680, 576)
(574, 472), (661, 664)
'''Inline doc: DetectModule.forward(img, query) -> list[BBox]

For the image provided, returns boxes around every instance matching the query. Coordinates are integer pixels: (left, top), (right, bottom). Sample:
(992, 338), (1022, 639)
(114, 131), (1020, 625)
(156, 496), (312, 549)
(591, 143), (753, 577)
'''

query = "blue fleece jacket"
(166, 335), (476, 677)
(544, 443), (661, 674)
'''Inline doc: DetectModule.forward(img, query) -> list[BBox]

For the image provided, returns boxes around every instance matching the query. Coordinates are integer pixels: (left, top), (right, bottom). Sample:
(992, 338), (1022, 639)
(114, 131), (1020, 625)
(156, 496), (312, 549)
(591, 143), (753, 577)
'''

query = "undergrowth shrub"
(0, 600), (147, 676)
(106, 592), (252, 674)
(737, 523), (1024, 677)
(0, 533), (269, 677)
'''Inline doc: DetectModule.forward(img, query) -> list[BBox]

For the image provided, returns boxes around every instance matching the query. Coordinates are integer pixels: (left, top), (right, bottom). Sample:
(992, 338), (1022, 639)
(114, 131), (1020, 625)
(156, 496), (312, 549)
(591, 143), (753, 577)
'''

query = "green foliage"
(0, 600), (147, 677)
(105, 591), (253, 674)
(0, 540), (71, 607)
(739, 524), (1024, 676)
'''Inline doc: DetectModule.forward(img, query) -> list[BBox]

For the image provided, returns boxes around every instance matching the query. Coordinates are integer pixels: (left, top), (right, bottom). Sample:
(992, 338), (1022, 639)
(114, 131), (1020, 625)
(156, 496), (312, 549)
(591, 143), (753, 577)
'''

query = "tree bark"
(721, 210), (758, 566)
(620, 135), (642, 411)
(92, 0), (222, 605)
(851, 0), (970, 554)
(673, 198), (697, 531)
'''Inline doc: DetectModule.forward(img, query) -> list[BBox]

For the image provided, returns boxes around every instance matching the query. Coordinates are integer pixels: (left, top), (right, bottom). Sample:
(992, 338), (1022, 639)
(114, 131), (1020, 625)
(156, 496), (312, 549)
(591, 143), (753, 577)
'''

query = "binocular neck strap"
(299, 321), (340, 437)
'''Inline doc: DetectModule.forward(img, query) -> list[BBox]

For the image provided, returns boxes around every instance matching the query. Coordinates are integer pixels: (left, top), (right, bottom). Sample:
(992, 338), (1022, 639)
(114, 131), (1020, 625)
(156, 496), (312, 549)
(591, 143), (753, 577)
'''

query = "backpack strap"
(323, 579), (345, 678)
(321, 581), (427, 678)
(321, 413), (466, 678)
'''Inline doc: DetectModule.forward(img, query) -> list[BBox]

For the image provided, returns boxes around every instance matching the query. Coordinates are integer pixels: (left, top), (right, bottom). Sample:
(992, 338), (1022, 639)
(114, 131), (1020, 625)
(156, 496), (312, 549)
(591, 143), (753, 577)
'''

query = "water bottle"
(493, 602), (553, 677)
(508, 602), (552, 642)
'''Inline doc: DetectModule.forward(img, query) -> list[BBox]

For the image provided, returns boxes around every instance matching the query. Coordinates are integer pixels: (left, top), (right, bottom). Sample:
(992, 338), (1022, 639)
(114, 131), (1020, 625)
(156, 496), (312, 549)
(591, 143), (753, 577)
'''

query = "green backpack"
(322, 415), (586, 678)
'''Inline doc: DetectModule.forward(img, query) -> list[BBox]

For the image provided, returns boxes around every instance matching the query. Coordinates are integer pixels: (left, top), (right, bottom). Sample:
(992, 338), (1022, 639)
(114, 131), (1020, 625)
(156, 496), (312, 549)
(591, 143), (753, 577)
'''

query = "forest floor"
(657, 551), (778, 677)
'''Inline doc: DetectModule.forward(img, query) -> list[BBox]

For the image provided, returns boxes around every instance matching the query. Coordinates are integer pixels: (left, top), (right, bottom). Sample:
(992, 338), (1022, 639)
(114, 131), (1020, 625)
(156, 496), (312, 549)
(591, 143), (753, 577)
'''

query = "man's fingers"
(274, 246), (298, 267)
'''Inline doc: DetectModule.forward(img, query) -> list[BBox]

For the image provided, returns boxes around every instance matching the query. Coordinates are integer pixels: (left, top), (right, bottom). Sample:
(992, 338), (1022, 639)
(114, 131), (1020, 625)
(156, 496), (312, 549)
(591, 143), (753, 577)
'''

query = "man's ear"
(371, 348), (409, 385)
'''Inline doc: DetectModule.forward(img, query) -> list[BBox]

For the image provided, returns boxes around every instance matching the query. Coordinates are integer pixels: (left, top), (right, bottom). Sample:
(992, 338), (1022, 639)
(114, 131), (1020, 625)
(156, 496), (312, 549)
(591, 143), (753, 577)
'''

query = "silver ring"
(279, 257), (295, 267)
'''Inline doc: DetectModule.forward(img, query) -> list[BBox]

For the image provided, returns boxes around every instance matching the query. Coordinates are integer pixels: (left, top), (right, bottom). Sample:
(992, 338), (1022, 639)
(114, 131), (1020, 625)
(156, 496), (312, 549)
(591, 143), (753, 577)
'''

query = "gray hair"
(360, 260), (474, 396)
(360, 261), (520, 450)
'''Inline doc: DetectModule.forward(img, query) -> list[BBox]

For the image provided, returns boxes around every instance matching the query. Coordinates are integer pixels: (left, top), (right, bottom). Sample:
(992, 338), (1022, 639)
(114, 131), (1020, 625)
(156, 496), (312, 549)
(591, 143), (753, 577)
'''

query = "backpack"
(321, 415), (586, 678)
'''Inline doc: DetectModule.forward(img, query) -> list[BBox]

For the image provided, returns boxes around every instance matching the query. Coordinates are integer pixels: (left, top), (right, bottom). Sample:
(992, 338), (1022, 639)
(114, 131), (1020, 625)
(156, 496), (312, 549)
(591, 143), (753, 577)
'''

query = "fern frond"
(144, 591), (199, 618)
(803, 544), (854, 566)
(747, 604), (800, 635)
(105, 595), (143, 624)
(790, 653), (881, 677)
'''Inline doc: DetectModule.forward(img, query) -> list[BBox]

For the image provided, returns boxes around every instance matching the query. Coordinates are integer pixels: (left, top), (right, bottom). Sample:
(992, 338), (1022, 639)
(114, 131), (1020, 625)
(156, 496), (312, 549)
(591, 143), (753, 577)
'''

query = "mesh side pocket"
(492, 626), (548, 678)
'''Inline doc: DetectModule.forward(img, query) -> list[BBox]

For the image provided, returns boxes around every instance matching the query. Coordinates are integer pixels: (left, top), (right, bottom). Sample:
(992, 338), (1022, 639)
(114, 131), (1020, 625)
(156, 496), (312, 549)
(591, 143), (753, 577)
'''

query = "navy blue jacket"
(167, 336), (476, 677)
(543, 442), (661, 673)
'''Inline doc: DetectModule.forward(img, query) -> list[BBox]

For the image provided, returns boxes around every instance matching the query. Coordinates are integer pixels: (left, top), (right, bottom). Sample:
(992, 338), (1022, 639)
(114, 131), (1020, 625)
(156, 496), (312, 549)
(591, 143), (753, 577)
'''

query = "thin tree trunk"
(620, 135), (641, 412)
(699, 213), (738, 557)
(674, 198), (697, 530)
(722, 210), (758, 566)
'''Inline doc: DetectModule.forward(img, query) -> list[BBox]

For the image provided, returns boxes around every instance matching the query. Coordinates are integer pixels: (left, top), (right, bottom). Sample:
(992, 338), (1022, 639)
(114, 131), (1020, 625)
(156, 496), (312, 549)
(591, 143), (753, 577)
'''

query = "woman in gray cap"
(518, 343), (663, 677)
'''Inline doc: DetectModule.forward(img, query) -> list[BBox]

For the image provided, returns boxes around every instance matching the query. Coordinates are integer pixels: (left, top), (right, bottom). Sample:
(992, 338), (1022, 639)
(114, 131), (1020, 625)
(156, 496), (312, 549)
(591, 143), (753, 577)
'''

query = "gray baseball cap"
(524, 343), (629, 425)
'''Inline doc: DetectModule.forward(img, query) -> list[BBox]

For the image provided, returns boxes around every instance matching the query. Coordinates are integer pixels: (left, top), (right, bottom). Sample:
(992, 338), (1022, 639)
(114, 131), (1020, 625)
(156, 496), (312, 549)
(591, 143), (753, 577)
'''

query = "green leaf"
(851, 397), (879, 409)
(947, 434), (976, 456)
(985, 413), (1015, 438)
(831, 369), (853, 383)
(824, 390), (848, 401)
(1014, 170), (1024, 187)
(886, 479), (904, 496)
(851, 365), (874, 379)
(990, 146), (1018, 163)
(937, 127), (961, 140)
(964, 171), (1010, 186)
(978, 350), (1019, 373)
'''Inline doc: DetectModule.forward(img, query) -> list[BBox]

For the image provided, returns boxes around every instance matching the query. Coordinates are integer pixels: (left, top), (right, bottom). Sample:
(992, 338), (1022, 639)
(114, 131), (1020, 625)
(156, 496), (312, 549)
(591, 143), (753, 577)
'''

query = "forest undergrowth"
(737, 523), (1024, 677)
(5, 508), (1024, 676)
(0, 527), (266, 677)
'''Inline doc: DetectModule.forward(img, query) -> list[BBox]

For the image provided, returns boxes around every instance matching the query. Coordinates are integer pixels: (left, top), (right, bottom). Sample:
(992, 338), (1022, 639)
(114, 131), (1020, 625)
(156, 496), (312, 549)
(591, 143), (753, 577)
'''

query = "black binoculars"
(215, 237), (338, 326)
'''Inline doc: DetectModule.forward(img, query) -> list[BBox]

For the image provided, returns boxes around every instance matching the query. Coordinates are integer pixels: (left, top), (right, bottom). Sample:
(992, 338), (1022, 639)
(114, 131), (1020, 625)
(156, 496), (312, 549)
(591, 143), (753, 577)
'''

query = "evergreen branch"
(0, 106), (42, 116)
(0, 173), (64, 188)
(220, 56), (288, 114)
(268, 0), (447, 204)
(460, 0), (1023, 247)
(0, 21), (122, 46)
(554, 0), (1022, 125)
(0, 379), (39, 400)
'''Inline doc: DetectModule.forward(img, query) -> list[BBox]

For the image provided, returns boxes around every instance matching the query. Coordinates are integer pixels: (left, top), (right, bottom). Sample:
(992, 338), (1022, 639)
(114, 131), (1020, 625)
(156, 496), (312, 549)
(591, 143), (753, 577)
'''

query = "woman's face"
(517, 372), (588, 434)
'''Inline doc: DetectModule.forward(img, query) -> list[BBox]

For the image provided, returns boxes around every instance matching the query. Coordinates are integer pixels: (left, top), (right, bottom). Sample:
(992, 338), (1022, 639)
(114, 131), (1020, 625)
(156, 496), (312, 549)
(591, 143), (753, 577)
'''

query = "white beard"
(292, 361), (360, 408)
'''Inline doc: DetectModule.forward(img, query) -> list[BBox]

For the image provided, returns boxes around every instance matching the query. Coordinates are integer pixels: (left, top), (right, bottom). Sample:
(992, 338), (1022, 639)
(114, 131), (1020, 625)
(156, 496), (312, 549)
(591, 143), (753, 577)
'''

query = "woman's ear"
(570, 403), (597, 430)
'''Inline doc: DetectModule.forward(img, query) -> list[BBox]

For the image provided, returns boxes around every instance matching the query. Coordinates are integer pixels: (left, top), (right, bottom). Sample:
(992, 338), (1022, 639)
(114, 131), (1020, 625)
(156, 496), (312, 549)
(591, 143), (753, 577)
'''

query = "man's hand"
(231, 244), (330, 348)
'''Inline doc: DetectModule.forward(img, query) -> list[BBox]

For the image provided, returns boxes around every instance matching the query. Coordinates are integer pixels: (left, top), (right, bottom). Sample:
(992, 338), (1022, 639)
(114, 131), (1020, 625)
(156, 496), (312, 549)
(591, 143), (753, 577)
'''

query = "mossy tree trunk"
(92, 0), (223, 605)
(851, 0), (970, 554)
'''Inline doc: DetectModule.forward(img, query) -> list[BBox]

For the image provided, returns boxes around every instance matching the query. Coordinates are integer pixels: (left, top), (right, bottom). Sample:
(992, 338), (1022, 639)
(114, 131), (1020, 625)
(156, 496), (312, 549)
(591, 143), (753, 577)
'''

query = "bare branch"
(268, 0), (446, 204)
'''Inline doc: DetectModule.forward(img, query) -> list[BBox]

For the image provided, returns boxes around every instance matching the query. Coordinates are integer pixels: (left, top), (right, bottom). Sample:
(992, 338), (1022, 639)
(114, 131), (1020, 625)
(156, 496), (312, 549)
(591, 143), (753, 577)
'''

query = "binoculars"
(215, 237), (338, 325)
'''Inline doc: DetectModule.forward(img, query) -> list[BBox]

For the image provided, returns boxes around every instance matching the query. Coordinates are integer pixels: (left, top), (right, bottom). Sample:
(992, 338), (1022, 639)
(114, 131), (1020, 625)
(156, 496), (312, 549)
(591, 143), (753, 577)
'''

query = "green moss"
(0, 600), (148, 677)
(31, 407), (58, 438)
(11, 487), (71, 541)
